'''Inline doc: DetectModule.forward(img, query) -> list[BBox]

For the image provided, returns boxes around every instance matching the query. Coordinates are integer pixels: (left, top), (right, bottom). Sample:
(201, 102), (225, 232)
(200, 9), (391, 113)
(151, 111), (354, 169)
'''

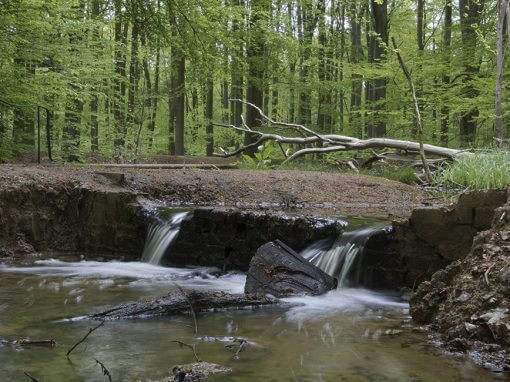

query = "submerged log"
(245, 240), (337, 297)
(90, 290), (277, 320)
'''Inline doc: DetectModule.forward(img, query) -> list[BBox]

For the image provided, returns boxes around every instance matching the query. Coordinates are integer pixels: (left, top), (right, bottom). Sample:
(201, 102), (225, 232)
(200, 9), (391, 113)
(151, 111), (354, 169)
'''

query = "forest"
(1, 0), (509, 164)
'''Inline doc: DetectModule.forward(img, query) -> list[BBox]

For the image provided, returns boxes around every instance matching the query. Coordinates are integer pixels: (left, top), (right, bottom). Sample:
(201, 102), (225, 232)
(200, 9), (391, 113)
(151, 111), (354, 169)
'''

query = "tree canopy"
(0, 0), (508, 162)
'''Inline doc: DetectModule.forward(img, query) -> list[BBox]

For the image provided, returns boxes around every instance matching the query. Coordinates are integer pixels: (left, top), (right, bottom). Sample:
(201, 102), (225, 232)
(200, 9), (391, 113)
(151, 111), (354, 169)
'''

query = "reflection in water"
(0, 261), (505, 381)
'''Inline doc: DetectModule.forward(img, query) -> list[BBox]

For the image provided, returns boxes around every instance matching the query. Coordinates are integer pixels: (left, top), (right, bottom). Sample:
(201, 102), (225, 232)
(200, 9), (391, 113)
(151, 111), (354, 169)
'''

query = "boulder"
(244, 240), (337, 297)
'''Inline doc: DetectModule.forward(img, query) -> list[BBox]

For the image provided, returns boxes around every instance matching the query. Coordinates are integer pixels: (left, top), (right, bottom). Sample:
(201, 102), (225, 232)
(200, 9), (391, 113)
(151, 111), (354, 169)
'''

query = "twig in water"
(173, 283), (198, 335)
(66, 320), (105, 358)
(94, 358), (113, 382)
(13, 339), (56, 347)
(171, 340), (201, 363)
(225, 338), (247, 360)
(23, 372), (40, 382)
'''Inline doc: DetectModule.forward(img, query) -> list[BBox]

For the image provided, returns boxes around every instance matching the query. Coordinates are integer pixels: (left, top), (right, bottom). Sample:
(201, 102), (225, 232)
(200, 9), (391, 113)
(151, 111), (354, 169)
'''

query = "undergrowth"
(432, 150), (510, 190)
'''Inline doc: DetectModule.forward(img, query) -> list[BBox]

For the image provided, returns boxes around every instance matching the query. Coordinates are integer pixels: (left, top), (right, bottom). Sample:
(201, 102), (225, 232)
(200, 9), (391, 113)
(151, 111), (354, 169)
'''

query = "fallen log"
(213, 100), (471, 164)
(245, 240), (337, 297)
(90, 290), (277, 320)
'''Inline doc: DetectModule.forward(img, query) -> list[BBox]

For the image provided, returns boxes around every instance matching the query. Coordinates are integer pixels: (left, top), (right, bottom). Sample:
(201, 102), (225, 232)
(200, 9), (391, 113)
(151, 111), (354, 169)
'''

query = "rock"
(244, 240), (337, 297)
(90, 290), (278, 320)
(139, 362), (231, 382)
(478, 308), (510, 344)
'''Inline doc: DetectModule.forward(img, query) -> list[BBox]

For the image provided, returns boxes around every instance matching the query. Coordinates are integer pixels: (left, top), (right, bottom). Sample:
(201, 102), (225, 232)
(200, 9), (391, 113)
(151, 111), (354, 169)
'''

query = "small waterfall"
(141, 212), (189, 265)
(301, 225), (389, 288)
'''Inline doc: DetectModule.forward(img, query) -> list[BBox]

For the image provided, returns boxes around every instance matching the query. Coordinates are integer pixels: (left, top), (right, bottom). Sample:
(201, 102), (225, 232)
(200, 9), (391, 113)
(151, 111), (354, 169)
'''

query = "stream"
(0, 258), (506, 381)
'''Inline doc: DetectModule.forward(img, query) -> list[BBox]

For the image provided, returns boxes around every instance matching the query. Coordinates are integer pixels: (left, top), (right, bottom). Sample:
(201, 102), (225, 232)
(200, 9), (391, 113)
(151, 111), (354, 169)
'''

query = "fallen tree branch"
(173, 283), (198, 335)
(94, 358), (113, 382)
(11, 339), (56, 347)
(171, 340), (201, 363)
(66, 320), (105, 358)
(23, 372), (40, 382)
(213, 101), (470, 164)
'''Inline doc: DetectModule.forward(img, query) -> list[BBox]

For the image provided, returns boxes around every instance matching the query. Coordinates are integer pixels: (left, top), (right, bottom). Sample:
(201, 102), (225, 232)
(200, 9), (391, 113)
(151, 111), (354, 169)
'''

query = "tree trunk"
(495, 0), (509, 141)
(458, 0), (485, 146)
(127, 7), (140, 131)
(90, 0), (100, 152)
(113, 0), (126, 150)
(205, 79), (214, 156)
(367, 0), (388, 138)
(440, 0), (452, 147)
(350, 0), (364, 138)
(244, 0), (268, 153)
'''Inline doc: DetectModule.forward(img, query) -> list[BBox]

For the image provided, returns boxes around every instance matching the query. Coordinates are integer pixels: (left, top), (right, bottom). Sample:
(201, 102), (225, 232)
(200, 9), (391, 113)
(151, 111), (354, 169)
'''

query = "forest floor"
(0, 163), (442, 218)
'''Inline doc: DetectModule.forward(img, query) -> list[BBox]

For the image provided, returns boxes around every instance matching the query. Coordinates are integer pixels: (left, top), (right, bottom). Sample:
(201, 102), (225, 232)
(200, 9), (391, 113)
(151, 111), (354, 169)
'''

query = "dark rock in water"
(90, 290), (277, 320)
(245, 240), (337, 297)
(138, 362), (231, 382)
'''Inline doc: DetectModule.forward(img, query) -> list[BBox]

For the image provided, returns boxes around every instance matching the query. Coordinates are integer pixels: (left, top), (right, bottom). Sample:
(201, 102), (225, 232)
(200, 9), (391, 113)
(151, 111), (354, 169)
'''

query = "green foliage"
(359, 166), (418, 185)
(239, 141), (275, 169)
(432, 150), (510, 190)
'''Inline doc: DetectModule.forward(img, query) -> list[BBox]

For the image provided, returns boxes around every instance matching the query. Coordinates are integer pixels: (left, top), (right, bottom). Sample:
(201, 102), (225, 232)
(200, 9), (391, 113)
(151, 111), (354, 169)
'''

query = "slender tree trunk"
(495, 0), (509, 141)
(113, 0), (126, 150)
(90, 0), (101, 152)
(205, 79), (214, 156)
(458, 0), (485, 146)
(127, 8), (140, 130)
(350, 0), (363, 138)
(367, 0), (388, 138)
(245, 0), (268, 153)
(317, 0), (328, 133)
(440, 0), (452, 146)
(230, 0), (244, 130)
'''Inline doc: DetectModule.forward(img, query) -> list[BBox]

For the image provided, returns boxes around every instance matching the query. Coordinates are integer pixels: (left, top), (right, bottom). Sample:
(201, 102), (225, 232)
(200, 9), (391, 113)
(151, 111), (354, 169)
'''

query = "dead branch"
(225, 338), (248, 360)
(23, 372), (40, 382)
(392, 37), (432, 183)
(173, 283), (198, 335)
(213, 101), (470, 164)
(94, 358), (113, 382)
(66, 320), (105, 358)
(171, 340), (201, 363)
(12, 339), (56, 347)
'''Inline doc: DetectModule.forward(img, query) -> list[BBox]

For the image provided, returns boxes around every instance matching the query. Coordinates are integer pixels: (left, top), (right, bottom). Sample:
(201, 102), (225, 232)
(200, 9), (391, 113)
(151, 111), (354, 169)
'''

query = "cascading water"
(140, 211), (189, 265)
(301, 224), (390, 288)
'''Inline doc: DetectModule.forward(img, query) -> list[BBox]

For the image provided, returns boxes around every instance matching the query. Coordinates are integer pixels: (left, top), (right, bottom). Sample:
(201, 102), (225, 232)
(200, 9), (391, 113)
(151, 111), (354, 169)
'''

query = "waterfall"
(301, 225), (390, 288)
(141, 212), (189, 265)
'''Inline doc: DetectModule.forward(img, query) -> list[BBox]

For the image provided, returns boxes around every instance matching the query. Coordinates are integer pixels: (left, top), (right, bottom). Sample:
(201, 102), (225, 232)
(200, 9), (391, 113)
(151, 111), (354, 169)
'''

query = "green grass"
(432, 150), (510, 190)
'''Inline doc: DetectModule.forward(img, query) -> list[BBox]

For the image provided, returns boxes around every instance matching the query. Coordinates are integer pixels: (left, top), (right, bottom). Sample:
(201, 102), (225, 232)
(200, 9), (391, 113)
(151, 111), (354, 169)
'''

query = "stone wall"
(163, 208), (344, 271)
(0, 185), (145, 259)
(361, 189), (509, 289)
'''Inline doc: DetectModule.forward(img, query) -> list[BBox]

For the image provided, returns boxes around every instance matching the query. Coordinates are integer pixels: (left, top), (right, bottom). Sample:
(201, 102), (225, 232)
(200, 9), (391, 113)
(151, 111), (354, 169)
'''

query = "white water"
(301, 225), (390, 287)
(140, 211), (189, 264)
(0, 259), (246, 293)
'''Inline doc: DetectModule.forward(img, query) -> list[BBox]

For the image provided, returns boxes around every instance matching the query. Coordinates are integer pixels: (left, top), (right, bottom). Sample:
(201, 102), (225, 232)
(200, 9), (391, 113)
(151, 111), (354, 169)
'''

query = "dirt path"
(0, 164), (443, 218)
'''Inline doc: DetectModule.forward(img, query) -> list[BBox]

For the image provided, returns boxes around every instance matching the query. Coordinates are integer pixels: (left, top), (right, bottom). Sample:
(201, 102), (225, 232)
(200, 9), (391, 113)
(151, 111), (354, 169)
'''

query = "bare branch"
(24, 372), (40, 382)
(94, 358), (113, 382)
(171, 340), (201, 363)
(67, 320), (105, 358)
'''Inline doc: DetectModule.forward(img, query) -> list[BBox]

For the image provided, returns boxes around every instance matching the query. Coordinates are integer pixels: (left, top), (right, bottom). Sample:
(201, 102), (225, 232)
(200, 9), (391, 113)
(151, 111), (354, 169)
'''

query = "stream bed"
(0, 259), (506, 381)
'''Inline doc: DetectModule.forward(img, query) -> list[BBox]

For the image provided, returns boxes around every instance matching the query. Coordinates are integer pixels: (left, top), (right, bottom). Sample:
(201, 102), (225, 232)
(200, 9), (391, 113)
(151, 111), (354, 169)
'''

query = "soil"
(0, 164), (441, 218)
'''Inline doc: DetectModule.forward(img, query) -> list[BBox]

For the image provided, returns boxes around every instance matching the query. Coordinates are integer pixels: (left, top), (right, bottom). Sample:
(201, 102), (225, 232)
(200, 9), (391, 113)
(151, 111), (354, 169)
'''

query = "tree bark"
(244, 0), (268, 154)
(367, 0), (388, 138)
(205, 79), (214, 156)
(495, 0), (509, 141)
(350, 0), (364, 138)
(440, 0), (452, 147)
(458, 0), (485, 146)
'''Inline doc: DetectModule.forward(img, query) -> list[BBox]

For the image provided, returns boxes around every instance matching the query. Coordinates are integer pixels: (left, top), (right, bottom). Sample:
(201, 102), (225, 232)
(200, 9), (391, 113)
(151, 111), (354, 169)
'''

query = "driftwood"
(244, 240), (337, 297)
(90, 290), (277, 320)
(213, 100), (470, 164)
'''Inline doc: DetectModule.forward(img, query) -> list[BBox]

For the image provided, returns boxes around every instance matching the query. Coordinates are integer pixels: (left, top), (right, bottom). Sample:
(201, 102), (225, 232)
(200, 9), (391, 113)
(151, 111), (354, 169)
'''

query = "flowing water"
(140, 212), (189, 265)
(0, 215), (508, 381)
(301, 225), (390, 287)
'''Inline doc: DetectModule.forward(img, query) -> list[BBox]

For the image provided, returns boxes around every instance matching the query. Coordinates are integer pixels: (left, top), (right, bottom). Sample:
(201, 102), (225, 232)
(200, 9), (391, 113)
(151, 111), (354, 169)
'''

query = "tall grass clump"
(433, 150), (510, 190)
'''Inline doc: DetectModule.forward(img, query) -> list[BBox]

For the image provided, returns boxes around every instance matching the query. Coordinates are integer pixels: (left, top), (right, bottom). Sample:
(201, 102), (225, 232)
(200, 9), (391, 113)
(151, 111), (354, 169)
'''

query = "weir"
(140, 212), (189, 265)
(301, 225), (391, 288)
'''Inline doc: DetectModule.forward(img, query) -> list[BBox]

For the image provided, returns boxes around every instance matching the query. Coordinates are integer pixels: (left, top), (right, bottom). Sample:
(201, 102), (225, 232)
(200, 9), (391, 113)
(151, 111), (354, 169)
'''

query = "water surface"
(0, 259), (506, 381)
